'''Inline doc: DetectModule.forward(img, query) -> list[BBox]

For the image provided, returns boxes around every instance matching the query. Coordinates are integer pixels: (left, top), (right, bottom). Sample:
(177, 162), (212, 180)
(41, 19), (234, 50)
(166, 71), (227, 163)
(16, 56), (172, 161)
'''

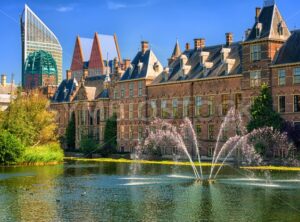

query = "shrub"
(80, 135), (98, 157)
(247, 84), (283, 132)
(0, 130), (24, 165)
(103, 113), (117, 149)
(65, 112), (76, 150)
(22, 143), (64, 163)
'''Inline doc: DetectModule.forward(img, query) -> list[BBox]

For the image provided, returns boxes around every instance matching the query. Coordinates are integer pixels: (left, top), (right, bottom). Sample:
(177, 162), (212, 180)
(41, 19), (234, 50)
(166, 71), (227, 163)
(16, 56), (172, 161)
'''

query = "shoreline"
(65, 157), (300, 171)
(0, 161), (63, 167)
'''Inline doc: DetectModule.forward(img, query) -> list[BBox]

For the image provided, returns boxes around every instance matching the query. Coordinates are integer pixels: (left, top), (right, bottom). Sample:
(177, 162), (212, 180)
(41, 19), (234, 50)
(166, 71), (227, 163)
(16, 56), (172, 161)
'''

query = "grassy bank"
(21, 143), (64, 164)
(241, 166), (300, 171)
(64, 157), (223, 167)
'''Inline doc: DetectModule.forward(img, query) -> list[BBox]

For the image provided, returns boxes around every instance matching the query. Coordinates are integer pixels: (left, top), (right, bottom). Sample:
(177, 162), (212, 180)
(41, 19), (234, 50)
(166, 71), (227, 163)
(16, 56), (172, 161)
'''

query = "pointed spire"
(172, 40), (181, 58)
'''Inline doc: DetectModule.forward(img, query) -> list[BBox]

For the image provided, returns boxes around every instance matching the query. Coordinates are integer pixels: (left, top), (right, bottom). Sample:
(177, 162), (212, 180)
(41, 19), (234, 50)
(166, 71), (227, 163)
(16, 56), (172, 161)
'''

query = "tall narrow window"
(250, 44), (261, 61)
(183, 97), (190, 117)
(129, 126), (133, 139)
(138, 103), (143, 119)
(138, 81), (143, 97)
(89, 112), (93, 126)
(161, 100), (168, 118)
(120, 104), (124, 119)
(114, 88), (118, 99)
(129, 82), (134, 97)
(208, 125), (214, 140)
(278, 69), (286, 86)
(250, 71), (261, 87)
(279, 96), (286, 113)
(208, 96), (214, 116)
(235, 94), (242, 110)
(151, 100), (157, 118)
(172, 99), (178, 118)
(294, 95), (300, 112)
(97, 110), (100, 125)
(195, 96), (202, 116)
(196, 125), (202, 137)
(120, 126), (125, 139)
(138, 127), (143, 141)
(221, 95), (229, 115)
(129, 104), (134, 120)
(121, 84), (125, 98)
(294, 68), (300, 84)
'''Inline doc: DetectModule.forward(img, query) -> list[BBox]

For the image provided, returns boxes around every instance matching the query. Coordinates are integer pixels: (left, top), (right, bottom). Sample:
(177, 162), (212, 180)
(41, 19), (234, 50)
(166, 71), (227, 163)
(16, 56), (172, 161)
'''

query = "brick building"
(51, 1), (300, 156)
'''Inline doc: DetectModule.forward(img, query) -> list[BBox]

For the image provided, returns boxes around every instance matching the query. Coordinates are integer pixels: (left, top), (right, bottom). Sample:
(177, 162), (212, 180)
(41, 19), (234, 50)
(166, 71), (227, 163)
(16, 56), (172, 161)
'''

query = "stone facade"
(51, 2), (300, 156)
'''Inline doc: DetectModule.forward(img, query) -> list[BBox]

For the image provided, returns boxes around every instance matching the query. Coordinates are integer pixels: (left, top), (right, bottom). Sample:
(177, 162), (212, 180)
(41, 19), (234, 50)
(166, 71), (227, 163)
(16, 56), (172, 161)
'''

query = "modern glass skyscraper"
(21, 4), (62, 88)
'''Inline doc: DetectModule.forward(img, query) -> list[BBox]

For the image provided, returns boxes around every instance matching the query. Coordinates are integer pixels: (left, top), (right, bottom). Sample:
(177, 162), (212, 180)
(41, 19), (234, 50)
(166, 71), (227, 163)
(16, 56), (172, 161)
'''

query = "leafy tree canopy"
(2, 91), (58, 147)
(247, 84), (283, 132)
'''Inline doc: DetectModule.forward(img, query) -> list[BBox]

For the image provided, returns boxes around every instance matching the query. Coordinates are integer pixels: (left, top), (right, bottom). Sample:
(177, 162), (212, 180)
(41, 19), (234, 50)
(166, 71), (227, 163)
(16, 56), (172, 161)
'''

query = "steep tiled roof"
(98, 34), (119, 61)
(171, 40), (181, 58)
(80, 38), (93, 62)
(273, 30), (300, 65)
(246, 4), (290, 42)
(52, 78), (78, 103)
(120, 49), (163, 81)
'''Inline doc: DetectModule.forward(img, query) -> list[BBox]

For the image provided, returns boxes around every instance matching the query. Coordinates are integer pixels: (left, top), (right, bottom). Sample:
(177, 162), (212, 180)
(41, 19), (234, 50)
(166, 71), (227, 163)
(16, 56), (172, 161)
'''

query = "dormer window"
(255, 23), (262, 38)
(137, 62), (143, 74)
(278, 22), (284, 36)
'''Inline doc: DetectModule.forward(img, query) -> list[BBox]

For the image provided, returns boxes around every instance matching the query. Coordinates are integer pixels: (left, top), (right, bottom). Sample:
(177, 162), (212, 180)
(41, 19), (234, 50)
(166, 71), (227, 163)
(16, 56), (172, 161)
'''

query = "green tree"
(247, 84), (283, 132)
(3, 92), (57, 147)
(103, 113), (117, 149)
(80, 135), (98, 157)
(0, 130), (24, 165)
(65, 112), (76, 150)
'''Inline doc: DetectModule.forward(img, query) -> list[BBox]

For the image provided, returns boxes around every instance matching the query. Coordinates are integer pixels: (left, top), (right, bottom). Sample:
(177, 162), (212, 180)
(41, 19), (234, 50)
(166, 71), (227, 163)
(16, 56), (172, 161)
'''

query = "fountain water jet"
(138, 108), (296, 185)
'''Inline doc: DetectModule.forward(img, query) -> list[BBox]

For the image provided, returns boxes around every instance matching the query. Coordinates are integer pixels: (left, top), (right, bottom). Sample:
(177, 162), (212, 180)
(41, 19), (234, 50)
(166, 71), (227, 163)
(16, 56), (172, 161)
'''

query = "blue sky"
(1, 0), (300, 84)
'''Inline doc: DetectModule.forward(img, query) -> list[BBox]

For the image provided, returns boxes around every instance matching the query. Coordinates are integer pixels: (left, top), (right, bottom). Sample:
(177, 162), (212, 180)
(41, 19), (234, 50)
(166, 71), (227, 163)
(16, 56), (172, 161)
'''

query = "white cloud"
(107, 0), (152, 10)
(56, 6), (74, 12)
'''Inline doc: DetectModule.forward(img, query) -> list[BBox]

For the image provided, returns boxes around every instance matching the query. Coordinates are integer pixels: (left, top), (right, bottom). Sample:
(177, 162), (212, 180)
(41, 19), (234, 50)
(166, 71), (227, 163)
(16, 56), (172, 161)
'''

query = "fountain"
(137, 108), (296, 185)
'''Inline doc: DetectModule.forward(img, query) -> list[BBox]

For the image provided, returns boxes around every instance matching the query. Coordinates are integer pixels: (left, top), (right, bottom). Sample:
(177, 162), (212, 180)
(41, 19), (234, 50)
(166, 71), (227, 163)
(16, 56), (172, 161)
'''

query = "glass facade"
(21, 5), (62, 87)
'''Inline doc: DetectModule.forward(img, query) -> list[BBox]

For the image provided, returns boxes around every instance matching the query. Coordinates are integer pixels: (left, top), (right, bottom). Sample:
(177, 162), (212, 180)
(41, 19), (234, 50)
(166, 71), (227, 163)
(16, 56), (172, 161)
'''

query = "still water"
(0, 161), (300, 222)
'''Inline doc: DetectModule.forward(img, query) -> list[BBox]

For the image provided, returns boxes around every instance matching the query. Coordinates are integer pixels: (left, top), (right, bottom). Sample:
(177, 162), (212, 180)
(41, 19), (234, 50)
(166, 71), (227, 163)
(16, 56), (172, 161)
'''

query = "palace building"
(51, 1), (300, 156)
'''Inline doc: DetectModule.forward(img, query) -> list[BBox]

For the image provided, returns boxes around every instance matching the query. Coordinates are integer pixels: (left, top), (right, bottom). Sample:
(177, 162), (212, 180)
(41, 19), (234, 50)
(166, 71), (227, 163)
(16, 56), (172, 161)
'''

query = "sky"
(1, 0), (300, 84)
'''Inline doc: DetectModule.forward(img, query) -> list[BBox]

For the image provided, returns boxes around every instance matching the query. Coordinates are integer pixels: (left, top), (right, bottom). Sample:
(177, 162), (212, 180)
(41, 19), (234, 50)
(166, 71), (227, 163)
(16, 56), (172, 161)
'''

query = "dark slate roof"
(121, 50), (151, 81)
(52, 78), (78, 102)
(171, 40), (181, 58)
(273, 30), (300, 65)
(156, 42), (242, 83)
(97, 89), (109, 99)
(246, 4), (290, 42)
(120, 49), (163, 81)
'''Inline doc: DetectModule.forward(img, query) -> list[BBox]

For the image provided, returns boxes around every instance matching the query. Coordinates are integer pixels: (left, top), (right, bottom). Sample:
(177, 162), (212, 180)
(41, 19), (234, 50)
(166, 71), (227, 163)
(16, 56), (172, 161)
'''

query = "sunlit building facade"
(21, 4), (62, 89)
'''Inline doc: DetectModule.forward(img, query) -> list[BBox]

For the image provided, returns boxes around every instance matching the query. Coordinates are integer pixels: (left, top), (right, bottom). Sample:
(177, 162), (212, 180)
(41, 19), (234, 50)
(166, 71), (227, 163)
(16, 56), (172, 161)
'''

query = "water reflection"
(0, 162), (299, 221)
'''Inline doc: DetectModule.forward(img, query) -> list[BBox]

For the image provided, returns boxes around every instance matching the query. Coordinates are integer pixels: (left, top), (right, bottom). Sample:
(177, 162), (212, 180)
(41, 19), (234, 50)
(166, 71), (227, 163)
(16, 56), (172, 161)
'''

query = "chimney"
(123, 59), (131, 70)
(141, 41), (149, 53)
(194, 38), (205, 50)
(185, 43), (190, 51)
(66, 70), (72, 80)
(1, 74), (6, 87)
(255, 7), (261, 22)
(226, 33), (233, 46)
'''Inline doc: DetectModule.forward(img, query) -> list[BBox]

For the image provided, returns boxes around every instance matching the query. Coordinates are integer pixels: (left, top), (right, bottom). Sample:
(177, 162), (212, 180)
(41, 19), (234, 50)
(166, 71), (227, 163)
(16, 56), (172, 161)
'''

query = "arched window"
(97, 110), (100, 125)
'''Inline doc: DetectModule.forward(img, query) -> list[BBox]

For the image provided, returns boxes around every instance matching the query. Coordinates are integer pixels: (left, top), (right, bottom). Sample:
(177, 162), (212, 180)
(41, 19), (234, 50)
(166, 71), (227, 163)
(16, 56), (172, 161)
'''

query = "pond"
(0, 161), (300, 221)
